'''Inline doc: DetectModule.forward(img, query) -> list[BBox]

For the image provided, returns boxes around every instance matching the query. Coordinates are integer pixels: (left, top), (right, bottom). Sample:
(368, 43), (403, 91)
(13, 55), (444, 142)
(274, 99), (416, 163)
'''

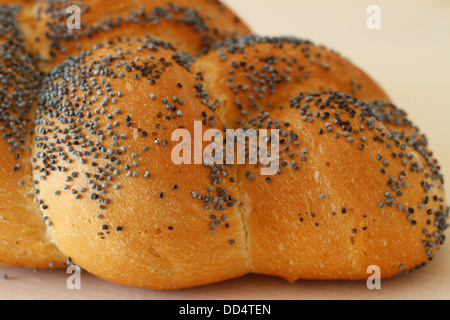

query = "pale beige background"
(1, 0), (449, 300)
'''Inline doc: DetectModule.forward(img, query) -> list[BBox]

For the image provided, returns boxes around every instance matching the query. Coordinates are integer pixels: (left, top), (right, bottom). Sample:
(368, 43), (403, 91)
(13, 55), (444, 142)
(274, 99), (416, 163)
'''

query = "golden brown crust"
(0, 136), (66, 268)
(195, 37), (390, 127)
(14, 0), (251, 71)
(237, 92), (446, 281)
(0, 3), (66, 268)
(33, 41), (249, 289)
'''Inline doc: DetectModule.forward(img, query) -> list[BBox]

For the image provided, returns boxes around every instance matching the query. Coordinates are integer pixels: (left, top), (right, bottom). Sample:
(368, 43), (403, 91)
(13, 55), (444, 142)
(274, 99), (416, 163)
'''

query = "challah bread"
(0, 0), (447, 289)
(197, 37), (447, 280)
(0, 0), (250, 271)
(30, 35), (447, 288)
(0, 4), (65, 268)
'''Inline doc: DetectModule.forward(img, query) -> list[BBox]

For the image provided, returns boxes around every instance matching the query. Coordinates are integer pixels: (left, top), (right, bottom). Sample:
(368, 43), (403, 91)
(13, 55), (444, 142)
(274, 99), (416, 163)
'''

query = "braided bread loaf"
(0, 1), (447, 289)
